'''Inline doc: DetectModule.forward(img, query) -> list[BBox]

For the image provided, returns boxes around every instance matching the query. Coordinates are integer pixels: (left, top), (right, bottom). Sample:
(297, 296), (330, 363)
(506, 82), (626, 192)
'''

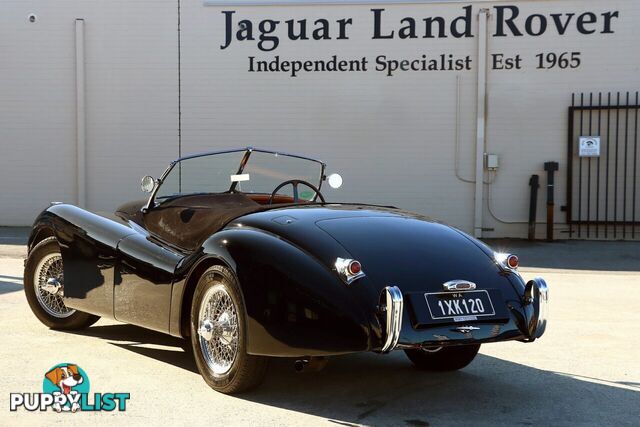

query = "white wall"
(0, 0), (178, 225)
(1, 0), (639, 239)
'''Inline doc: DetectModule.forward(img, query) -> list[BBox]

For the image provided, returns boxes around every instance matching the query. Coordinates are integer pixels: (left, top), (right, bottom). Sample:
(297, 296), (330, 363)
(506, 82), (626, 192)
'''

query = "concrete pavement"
(1, 231), (639, 426)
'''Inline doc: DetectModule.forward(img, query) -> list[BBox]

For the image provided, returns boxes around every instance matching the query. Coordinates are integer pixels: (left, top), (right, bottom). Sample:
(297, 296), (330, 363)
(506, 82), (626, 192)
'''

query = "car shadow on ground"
(69, 324), (198, 374)
(0, 275), (24, 294)
(68, 323), (639, 426)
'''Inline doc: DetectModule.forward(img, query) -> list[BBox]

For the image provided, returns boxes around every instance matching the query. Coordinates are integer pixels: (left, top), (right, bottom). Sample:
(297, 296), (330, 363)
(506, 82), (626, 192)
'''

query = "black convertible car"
(24, 147), (548, 393)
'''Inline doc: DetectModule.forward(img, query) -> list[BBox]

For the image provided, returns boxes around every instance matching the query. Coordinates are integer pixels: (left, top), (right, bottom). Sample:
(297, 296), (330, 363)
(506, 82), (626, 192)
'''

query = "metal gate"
(567, 91), (640, 240)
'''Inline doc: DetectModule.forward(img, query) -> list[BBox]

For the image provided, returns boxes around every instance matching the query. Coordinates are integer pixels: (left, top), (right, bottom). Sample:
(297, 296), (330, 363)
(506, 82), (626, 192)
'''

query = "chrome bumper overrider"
(380, 286), (403, 353)
(523, 277), (549, 341)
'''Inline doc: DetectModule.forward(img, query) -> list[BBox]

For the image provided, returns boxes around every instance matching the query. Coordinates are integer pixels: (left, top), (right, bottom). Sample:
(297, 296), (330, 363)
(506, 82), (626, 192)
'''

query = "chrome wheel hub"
(33, 253), (75, 318)
(198, 319), (215, 342)
(42, 278), (63, 296)
(197, 284), (239, 376)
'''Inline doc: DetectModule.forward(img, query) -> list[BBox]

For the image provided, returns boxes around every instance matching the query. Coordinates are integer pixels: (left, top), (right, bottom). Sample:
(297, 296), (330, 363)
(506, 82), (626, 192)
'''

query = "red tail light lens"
(348, 260), (362, 275)
(335, 257), (365, 284)
(495, 252), (519, 272)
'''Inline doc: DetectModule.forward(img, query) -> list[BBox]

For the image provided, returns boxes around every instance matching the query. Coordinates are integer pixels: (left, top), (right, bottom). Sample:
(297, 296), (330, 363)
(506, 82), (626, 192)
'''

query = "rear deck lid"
(315, 216), (503, 293)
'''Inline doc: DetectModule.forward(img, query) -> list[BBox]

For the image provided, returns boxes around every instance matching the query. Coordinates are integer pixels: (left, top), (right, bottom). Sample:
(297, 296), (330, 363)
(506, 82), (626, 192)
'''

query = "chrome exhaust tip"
(294, 357), (328, 373)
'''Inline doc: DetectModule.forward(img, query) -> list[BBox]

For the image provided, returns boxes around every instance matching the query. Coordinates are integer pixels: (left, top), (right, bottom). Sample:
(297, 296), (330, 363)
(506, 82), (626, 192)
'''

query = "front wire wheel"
(190, 265), (268, 394)
(24, 237), (100, 330)
(33, 252), (75, 318)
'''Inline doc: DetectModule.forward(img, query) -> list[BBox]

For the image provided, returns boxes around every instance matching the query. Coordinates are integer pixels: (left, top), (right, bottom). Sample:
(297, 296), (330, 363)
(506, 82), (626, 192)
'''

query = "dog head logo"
(42, 363), (90, 413)
(45, 364), (83, 394)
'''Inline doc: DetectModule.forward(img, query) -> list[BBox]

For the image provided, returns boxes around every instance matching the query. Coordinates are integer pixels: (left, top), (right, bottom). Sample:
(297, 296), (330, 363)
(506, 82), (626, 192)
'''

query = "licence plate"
(425, 290), (495, 322)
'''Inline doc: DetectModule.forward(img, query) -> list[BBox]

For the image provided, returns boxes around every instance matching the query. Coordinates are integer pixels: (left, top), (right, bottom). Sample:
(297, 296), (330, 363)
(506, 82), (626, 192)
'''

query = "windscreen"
(155, 151), (244, 200)
(154, 150), (323, 202)
(235, 151), (323, 200)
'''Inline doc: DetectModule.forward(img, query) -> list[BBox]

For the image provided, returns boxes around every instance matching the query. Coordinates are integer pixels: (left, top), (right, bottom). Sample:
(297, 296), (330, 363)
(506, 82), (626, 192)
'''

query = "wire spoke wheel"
(33, 253), (75, 318)
(190, 265), (268, 394)
(197, 284), (239, 376)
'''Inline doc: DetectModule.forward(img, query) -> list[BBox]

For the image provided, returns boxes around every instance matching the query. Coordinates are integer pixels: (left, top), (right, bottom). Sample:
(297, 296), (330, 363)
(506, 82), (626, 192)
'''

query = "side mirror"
(327, 173), (343, 189)
(141, 175), (156, 193)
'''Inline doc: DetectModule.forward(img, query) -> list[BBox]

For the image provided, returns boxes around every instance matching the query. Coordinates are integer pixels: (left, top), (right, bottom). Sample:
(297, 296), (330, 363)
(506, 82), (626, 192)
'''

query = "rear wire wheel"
(404, 344), (481, 371)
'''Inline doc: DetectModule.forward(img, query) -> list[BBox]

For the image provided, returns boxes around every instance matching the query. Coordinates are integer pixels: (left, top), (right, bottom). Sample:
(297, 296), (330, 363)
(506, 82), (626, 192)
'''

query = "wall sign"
(208, 4), (620, 77)
(578, 136), (600, 157)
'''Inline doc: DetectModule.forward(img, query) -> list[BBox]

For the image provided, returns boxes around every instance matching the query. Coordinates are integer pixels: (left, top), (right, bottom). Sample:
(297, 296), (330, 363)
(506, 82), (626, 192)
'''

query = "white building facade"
(1, 0), (639, 239)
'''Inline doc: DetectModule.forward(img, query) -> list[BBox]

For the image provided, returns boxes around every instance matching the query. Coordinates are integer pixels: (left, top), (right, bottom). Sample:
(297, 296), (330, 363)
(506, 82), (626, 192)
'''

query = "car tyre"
(190, 265), (268, 394)
(24, 237), (100, 330)
(404, 344), (481, 371)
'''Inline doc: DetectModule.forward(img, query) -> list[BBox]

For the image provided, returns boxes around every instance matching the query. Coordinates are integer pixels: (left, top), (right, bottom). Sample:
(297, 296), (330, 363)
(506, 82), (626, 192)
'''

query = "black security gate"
(567, 91), (640, 240)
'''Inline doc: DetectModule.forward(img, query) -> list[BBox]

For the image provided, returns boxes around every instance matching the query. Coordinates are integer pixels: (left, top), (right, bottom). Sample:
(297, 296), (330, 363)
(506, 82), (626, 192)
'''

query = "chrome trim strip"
(442, 279), (477, 292)
(452, 325), (480, 334)
(381, 286), (403, 353)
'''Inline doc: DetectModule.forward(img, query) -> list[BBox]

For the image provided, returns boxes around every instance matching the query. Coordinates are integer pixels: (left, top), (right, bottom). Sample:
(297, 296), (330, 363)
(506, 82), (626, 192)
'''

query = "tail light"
(335, 257), (365, 284)
(347, 260), (361, 275)
(495, 252), (519, 272)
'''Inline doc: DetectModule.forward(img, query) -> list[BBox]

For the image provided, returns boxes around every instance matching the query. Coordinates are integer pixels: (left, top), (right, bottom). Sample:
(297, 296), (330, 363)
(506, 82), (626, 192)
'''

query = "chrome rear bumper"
(380, 286), (403, 353)
(377, 278), (548, 351)
(523, 277), (549, 341)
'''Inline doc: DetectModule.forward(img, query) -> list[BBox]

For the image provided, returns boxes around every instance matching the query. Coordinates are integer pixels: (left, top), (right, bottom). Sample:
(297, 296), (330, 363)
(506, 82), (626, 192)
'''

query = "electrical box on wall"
(486, 154), (499, 170)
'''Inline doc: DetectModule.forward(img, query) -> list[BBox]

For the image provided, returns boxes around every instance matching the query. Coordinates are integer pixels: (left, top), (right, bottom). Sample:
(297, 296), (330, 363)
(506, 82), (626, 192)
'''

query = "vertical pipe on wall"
(473, 9), (489, 238)
(528, 175), (539, 240)
(75, 19), (86, 208)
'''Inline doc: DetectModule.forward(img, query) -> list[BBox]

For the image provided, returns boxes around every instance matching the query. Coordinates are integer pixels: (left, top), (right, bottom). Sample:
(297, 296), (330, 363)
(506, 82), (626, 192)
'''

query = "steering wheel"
(267, 179), (326, 205)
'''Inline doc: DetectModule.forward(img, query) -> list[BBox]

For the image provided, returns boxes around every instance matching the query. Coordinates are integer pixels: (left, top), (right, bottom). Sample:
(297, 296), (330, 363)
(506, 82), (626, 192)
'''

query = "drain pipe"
(75, 19), (86, 208)
(528, 175), (540, 240)
(474, 9), (489, 238)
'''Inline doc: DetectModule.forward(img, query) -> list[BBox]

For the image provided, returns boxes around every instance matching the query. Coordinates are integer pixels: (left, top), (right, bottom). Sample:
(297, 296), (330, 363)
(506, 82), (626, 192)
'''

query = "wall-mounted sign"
(207, 4), (621, 77)
(579, 136), (601, 157)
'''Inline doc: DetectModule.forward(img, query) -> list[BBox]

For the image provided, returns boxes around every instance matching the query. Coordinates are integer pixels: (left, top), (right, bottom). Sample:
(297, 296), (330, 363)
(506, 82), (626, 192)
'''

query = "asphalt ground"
(0, 228), (639, 426)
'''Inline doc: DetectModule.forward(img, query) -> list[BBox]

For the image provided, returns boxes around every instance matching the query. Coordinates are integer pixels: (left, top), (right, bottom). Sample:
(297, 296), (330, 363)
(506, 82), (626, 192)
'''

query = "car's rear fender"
(179, 227), (373, 357)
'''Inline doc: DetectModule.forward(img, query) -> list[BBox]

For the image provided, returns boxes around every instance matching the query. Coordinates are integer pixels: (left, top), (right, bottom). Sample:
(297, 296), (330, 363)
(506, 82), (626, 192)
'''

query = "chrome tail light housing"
(335, 257), (365, 284)
(495, 252), (519, 272)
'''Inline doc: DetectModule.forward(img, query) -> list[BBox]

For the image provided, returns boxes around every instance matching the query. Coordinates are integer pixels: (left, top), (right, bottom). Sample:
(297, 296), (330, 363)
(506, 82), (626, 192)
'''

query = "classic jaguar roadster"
(24, 147), (548, 393)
